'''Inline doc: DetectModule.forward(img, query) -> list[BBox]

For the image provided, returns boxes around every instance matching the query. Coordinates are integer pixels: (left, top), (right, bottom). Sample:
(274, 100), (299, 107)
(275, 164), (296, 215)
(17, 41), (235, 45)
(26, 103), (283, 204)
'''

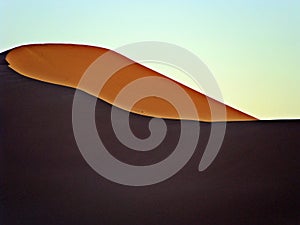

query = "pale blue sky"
(1, 0), (299, 119)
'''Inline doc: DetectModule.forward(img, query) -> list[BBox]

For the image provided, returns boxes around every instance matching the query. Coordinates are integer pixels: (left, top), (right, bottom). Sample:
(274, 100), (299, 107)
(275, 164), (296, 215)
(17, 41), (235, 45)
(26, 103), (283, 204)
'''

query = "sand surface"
(1, 50), (299, 225)
(6, 44), (257, 122)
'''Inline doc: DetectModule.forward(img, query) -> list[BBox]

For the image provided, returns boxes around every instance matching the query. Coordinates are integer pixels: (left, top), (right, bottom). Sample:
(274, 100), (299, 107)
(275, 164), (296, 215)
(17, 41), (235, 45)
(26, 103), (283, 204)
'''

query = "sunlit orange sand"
(6, 44), (256, 122)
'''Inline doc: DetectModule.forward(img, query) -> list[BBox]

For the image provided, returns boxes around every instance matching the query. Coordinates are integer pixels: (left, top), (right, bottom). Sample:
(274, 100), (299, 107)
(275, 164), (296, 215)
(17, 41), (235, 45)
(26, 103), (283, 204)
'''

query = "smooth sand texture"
(1, 51), (299, 225)
(6, 44), (257, 122)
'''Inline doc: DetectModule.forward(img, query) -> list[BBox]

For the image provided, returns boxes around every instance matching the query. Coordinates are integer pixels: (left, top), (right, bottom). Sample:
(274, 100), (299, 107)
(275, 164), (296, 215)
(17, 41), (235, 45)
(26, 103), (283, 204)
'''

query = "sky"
(1, 0), (299, 119)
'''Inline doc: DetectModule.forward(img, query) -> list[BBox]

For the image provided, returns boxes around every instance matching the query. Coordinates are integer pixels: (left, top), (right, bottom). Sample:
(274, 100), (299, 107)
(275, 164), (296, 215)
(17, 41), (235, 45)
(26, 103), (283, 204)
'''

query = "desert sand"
(6, 44), (257, 122)
(0, 49), (299, 225)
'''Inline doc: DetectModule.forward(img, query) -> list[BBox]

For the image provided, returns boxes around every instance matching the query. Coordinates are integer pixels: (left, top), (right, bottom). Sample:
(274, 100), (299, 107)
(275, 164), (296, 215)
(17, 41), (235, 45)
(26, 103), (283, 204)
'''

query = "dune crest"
(6, 44), (257, 122)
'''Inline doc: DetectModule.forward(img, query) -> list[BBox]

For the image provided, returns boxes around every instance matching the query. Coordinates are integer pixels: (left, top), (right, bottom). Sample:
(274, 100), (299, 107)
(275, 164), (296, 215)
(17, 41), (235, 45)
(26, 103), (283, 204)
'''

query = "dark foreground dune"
(0, 51), (299, 225)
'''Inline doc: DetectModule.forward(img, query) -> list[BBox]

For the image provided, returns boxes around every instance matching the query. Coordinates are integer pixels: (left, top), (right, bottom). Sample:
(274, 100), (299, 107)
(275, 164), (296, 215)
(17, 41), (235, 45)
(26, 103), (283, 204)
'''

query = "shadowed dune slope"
(6, 44), (257, 122)
(0, 51), (299, 225)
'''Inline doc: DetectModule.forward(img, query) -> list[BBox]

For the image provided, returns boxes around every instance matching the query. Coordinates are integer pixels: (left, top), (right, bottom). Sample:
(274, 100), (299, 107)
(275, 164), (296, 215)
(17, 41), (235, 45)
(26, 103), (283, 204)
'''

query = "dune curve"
(6, 44), (257, 122)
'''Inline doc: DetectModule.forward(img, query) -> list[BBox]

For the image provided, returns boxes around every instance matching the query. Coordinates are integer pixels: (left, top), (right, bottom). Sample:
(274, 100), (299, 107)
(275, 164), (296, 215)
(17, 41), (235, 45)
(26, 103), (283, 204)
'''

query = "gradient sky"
(1, 0), (299, 119)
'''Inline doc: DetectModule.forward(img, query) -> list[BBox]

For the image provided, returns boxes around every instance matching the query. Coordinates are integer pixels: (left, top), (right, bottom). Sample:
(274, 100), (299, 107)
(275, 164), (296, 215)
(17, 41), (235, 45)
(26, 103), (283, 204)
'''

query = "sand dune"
(0, 50), (299, 225)
(6, 44), (257, 122)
